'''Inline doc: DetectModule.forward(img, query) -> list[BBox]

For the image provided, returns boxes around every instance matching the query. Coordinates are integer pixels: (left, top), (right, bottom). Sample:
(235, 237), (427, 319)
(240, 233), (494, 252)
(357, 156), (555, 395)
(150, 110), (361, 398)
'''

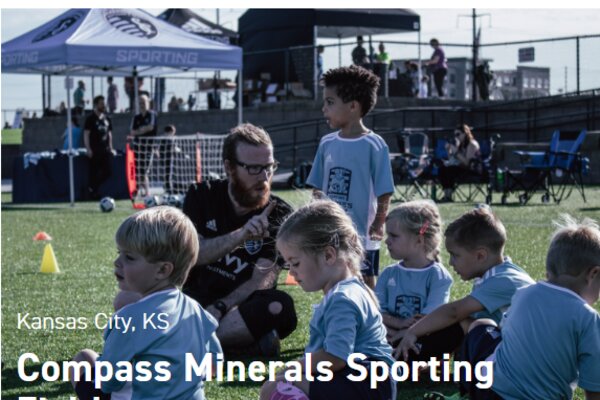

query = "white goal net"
(127, 133), (226, 200)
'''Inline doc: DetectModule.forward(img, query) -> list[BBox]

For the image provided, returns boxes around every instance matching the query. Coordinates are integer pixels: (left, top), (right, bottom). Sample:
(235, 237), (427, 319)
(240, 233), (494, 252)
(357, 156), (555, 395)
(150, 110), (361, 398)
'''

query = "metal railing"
(258, 88), (599, 172)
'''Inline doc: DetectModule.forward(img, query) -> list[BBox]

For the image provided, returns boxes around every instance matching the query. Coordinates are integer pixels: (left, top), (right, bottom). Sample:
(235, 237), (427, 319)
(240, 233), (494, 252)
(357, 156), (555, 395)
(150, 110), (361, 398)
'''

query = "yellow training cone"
(40, 243), (60, 273)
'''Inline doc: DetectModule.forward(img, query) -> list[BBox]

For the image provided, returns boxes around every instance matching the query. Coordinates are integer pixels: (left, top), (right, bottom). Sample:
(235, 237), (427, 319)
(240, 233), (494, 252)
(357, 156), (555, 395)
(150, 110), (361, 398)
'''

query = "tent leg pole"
(418, 31), (422, 96)
(133, 67), (139, 115)
(313, 25), (318, 101)
(338, 35), (342, 68)
(238, 68), (243, 124)
(66, 74), (75, 207)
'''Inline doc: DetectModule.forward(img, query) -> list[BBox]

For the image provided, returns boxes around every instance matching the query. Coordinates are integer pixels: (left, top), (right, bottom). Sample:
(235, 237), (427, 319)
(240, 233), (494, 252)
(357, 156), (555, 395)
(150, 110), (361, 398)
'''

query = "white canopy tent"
(2, 8), (243, 206)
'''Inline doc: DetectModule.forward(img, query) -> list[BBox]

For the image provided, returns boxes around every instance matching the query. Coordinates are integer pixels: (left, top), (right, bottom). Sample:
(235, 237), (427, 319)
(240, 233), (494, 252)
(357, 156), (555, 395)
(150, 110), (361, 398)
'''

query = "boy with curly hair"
(306, 65), (395, 289)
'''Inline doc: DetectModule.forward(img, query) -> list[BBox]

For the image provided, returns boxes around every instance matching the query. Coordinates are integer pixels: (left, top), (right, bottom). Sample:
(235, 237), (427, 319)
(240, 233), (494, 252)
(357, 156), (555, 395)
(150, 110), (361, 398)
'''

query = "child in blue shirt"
(460, 215), (600, 400)
(70, 206), (222, 400)
(306, 65), (395, 289)
(260, 200), (395, 400)
(394, 207), (534, 363)
(376, 200), (453, 345)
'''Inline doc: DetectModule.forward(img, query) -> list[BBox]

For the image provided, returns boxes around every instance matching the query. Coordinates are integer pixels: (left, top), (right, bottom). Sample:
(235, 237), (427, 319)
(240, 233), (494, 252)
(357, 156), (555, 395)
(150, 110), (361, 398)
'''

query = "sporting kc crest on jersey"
(396, 295), (422, 319)
(244, 239), (264, 255)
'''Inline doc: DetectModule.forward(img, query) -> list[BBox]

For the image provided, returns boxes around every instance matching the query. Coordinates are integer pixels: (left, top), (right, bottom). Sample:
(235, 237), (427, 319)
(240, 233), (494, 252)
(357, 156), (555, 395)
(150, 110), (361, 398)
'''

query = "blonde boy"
(71, 206), (221, 400)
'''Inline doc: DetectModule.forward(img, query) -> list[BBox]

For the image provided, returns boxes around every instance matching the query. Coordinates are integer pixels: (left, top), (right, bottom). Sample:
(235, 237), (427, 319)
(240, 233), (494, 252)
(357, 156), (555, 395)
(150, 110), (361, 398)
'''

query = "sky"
(1, 6), (600, 126)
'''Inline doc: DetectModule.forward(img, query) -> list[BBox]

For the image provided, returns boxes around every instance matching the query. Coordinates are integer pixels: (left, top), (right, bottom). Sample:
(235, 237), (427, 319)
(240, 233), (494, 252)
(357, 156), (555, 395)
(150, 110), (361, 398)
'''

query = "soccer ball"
(144, 195), (160, 208)
(99, 197), (115, 213)
(164, 194), (183, 208)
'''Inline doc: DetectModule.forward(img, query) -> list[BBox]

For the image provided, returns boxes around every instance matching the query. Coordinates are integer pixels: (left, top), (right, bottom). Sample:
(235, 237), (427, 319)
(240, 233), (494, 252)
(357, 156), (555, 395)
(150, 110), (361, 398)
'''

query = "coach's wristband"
(213, 300), (228, 315)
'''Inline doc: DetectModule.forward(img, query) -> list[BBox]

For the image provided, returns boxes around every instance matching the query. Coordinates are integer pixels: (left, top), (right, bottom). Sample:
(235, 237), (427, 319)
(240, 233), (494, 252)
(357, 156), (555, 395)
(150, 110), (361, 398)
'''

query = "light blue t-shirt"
(99, 289), (222, 400)
(375, 261), (453, 318)
(306, 277), (395, 367)
(493, 282), (600, 400)
(306, 131), (394, 242)
(469, 259), (534, 324)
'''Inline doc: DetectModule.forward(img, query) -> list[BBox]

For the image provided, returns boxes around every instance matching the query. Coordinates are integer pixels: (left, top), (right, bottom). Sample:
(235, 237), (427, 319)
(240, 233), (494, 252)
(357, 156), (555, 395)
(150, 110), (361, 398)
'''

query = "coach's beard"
(229, 171), (271, 211)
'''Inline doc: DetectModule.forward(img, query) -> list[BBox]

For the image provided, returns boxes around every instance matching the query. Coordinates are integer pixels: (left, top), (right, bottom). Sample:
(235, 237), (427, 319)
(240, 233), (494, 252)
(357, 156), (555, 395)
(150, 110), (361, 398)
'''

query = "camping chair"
(391, 131), (432, 202)
(501, 129), (588, 205)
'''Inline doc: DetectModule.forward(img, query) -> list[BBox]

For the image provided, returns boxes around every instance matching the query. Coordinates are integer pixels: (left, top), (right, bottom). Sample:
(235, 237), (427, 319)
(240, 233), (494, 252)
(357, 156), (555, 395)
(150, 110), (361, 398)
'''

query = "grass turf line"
(2, 187), (599, 399)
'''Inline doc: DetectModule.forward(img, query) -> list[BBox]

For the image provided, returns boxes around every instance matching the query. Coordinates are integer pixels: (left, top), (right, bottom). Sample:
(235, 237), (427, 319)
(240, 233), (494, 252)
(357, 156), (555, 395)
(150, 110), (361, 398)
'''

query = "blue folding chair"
(391, 131), (432, 202)
(502, 129), (588, 205)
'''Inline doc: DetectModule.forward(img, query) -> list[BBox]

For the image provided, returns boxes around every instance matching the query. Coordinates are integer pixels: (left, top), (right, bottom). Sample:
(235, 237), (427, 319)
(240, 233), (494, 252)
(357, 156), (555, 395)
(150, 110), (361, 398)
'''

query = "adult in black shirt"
(83, 95), (114, 199)
(351, 35), (368, 67)
(128, 94), (157, 197)
(183, 123), (297, 356)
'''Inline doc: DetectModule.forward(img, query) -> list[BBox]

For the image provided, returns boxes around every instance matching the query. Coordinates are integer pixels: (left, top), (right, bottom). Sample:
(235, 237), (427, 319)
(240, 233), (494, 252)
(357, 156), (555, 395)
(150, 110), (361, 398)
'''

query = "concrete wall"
(17, 94), (600, 182)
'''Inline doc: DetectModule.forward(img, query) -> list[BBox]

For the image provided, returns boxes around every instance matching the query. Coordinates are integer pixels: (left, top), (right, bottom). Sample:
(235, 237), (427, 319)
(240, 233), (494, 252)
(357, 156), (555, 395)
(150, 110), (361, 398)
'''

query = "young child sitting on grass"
(375, 200), (453, 346)
(260, 200), (395, 400)
(394, 207), (534, 363)
(70, 206), (222, 400)
(459, 215), (600, 400)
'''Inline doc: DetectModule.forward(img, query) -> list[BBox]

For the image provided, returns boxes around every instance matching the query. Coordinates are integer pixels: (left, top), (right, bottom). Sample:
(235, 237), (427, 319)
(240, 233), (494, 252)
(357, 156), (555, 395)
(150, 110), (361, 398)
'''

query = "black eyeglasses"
(234, 160), (279, 175)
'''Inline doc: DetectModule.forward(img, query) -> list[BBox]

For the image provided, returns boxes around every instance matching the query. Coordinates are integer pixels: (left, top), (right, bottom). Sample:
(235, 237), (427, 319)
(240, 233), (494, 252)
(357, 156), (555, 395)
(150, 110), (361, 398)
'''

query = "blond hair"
(386, 200), (443, 261)
(115, 206), (199, 287)
(547, 214), (600, 277)
(277, 200), (377, 303)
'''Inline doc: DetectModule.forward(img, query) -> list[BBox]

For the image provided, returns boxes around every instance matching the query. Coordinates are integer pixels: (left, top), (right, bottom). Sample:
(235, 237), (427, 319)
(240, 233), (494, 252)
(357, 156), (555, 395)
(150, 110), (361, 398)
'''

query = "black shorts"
(457, 324), (503, 400)
(238, 289), (297, 340)
(309, 362), (394, 400)
(74, 369), (111, 400)
(361, 250), (380, 277)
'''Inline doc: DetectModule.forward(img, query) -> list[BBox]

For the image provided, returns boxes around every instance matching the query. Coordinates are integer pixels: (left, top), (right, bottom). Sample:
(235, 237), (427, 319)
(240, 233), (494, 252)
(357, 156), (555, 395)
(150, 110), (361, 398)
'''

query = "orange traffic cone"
(33, 231), (52, 241)
(284, 271), (298, 286)
(40, 243), (60, 273)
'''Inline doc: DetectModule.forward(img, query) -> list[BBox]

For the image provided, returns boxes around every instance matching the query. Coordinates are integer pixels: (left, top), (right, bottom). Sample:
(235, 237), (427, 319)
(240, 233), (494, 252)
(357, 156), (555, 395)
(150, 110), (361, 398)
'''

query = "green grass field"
(1, 128), (23, 145)
(2, 188), (599, 400)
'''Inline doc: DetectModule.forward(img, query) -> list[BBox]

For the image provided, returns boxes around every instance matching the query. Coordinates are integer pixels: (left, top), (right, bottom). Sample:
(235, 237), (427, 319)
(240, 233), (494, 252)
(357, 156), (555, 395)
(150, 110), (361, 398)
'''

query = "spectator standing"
(425, 38), (448, 98)
(124, 77), (147, 112)
(83, 95), (114, 199)
(73, 80), (86, 116)
(106, 76), (119, 113)
(129, 94), (158, 197)
(160, 124), (176, 194)
(187, 94), (196, 111)
(475, 61), (494, 101)
(351, 35), (368, 67)
(376, 42), (391, 65)
(317, 45), (325, 82)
